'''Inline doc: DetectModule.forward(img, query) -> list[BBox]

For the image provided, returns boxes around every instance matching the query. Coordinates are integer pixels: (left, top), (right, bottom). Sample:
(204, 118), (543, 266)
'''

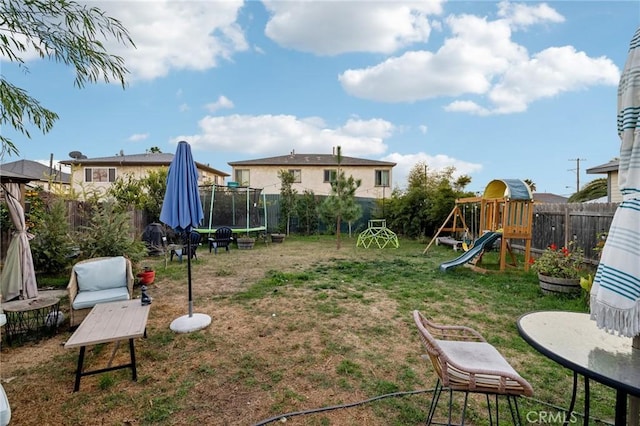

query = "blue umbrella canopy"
(160, 141), (204, 232)
(590, 28), (640, 338)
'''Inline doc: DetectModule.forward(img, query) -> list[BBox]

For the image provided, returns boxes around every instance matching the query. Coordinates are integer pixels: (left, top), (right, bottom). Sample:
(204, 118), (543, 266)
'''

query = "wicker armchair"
(413, 310), (533, 425)
(67, 257), (134, 327)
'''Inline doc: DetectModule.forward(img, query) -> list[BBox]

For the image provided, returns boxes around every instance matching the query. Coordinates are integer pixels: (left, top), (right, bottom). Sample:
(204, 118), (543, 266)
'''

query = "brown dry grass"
(1, 237), (435, 426)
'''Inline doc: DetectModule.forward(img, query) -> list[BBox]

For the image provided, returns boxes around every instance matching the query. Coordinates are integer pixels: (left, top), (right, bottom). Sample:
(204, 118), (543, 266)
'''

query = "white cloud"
(339, 3), (618, 114)
(174, 114), (392, 157)
(205, 95), (235, 113)
(98, 1), (248, 81)
(128, 133), (149, 142)
(381, 152), (483, 189)
(263, 1), (444, 55)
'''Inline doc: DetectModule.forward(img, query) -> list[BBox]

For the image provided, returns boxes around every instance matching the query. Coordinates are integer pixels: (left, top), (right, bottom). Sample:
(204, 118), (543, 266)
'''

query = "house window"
(323, 169), (337, 182)
(84, 167), (116, 183)
(288, 169), (302, 183)
(375, 170), (390, 187)
(235, 169), (250, 186)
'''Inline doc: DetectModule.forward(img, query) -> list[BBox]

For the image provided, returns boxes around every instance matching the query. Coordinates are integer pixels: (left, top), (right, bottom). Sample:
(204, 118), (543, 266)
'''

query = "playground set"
(426, 179), (534, 272)
(194, 184), (267, 238)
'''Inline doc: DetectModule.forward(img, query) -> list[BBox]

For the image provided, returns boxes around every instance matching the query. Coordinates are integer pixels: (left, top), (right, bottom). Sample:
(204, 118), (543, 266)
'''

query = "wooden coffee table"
(64, 299), (150, 392)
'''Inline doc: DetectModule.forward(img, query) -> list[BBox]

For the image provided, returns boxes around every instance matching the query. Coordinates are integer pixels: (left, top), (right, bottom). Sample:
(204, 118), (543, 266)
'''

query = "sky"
(2, 0), (640, 197)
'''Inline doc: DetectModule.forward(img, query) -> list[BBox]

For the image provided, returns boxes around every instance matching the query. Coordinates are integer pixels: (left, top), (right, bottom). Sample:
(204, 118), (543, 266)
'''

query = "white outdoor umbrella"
(0, 183), (38, 301)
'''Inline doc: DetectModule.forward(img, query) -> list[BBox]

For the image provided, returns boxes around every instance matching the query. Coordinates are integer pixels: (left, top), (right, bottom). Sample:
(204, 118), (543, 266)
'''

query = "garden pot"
(538, 274), (580, 296)
(237, 237), (255, 250)
(270, 233), (285, 243)
(136, 270), (156, 285)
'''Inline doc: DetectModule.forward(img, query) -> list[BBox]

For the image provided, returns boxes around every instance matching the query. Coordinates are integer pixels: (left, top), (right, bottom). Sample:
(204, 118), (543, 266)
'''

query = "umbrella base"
(170, 313), (211, 333)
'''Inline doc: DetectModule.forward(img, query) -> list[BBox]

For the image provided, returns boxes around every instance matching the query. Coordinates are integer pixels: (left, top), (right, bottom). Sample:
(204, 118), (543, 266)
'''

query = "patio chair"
(67, 256), (134, 327)
(208, 227), (233, 254)
(412, 310), (533, 425)
(170, 231), (202, 262)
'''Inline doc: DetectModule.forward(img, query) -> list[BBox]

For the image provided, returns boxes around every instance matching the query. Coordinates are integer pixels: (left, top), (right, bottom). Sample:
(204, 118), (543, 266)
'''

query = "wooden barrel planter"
(237, 237), (256, 250)
(270, 233), (285, 244)
(538, 274), (580, 296)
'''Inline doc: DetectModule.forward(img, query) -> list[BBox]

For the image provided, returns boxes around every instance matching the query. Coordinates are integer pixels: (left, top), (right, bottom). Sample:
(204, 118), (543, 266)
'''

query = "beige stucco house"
(60, 152), (228, 199)
(228, 151), (396, 198)
(586, 159), (622, 203)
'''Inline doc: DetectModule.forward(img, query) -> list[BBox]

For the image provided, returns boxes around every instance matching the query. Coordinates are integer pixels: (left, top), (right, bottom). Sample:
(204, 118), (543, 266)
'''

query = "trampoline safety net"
(199, 184), (265, 231)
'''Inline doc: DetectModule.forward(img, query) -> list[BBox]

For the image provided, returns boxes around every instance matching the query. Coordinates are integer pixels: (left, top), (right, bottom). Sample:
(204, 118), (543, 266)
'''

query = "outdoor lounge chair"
(208, 227), (233, 254)
(170, 231), (201, 262)
(412, 310), (533, 425)
(67, 256), (134, 327)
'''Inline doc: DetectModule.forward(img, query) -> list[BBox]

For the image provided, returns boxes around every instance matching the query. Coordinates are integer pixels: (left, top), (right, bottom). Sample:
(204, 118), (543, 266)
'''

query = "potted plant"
(530, 243), (584, 295)
(270, 231), (286, 243)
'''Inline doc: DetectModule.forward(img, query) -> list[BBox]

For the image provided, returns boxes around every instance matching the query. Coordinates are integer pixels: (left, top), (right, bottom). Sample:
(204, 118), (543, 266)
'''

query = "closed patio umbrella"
(0, 182), (38, 302)
(590, 26), (640, 425)
(160, 141), (211, 333)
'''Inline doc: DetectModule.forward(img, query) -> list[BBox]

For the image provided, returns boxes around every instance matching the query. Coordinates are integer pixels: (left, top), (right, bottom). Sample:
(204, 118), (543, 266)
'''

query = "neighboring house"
(533, 193), (569, 204)
(60, 152), (229, 199)
(0, 159), (71, 192)
(586, 159), (621, 203)
(228, 151), (396, 198)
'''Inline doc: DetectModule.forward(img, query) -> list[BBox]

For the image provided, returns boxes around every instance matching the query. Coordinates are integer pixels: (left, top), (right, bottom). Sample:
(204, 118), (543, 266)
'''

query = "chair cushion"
(437, 340), (518, 375)
(74, 257), (127, 292)
(72, 287), (131, 310)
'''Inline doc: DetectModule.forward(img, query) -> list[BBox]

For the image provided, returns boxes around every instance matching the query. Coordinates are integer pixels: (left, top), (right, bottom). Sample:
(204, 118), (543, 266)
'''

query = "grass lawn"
(0, 235), (616, 425)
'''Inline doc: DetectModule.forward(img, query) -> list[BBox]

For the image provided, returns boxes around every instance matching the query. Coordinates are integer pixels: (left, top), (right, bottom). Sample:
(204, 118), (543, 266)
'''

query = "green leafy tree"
(142, 168), (168, 222)
(296, 190), (319, 235)
(568, 178), (607, 203)
(107, 173), (146, 211)
(107, 169), (168, 222)
(318, 147), (362, 249)
(524, 179), (537, 193)
(0, 0), (134, 155)
(278, 170), (297, 234)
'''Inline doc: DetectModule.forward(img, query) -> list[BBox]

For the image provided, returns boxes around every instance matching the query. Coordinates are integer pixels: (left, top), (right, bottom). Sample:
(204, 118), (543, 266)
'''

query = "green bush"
(30, 197), (75, 274)
(76, 201), (147, 265)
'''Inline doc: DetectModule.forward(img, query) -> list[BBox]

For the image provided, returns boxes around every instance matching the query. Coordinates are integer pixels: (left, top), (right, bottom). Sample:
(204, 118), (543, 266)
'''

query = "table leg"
(583, 377), (590, 426)
(129, 338), (137, 381)
(564, 372), (579, 426)
(74, 346), (86, 392)
(616, 390), (628, 426)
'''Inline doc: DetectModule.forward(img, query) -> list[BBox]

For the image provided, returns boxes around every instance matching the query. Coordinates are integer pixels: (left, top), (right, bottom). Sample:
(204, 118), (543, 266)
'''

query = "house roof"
(533, 193), (569, 203)
(228, 153), (396, 167)
(0, 169), (33, 184)
(60, 152), (229, 177)
(586, 159), (619, 174)
(0, 159), (71, 183)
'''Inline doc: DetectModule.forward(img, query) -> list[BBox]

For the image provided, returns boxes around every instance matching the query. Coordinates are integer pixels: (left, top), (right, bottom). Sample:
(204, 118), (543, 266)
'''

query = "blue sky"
(2, 0), (639, 196)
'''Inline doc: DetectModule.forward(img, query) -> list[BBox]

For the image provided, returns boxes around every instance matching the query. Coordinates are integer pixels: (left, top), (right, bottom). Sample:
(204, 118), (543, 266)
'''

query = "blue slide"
(439, 232), (502, 272)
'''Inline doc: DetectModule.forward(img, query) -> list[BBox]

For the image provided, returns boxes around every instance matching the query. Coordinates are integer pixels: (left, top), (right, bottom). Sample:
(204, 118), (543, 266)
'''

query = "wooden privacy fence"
(523, 202), (618, 264)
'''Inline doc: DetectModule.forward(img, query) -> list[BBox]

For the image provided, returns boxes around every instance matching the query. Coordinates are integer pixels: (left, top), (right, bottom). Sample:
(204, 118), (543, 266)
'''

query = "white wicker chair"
(413, 310), (533, 425)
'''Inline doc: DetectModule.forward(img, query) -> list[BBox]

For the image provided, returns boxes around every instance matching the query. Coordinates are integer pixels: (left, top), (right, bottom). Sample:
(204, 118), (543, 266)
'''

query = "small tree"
(296, 190), (319, 235)
(318, 147), (362, 249)
(30, 197), (74, 274)
(278, 170), (297, 235)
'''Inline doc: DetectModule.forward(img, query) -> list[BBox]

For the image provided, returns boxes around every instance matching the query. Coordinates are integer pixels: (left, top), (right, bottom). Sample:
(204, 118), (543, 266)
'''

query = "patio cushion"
(74, 256), (127, 292)
(72, 287), (130, 310)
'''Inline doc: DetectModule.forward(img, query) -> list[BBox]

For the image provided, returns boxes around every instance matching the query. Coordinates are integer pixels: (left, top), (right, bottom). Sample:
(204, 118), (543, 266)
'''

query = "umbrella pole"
(187, 232), (193, 317)
(631, 336), (640, 426)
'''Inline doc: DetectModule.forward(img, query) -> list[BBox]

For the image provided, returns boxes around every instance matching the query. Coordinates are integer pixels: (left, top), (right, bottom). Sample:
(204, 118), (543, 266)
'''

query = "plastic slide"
(439, 232), (502, 272)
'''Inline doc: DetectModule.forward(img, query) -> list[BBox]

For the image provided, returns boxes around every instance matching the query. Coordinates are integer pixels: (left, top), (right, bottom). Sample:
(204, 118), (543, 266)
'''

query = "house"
(586, 159), (621, 203)
(0, 159), (71, 192)
(228, 151), (396, 198)
(533, 193), (569, 204)
(60, 152), (229, 199)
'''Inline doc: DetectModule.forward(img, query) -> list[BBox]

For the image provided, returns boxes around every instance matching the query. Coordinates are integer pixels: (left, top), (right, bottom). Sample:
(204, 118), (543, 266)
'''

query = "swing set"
(425, 179), (534, 272)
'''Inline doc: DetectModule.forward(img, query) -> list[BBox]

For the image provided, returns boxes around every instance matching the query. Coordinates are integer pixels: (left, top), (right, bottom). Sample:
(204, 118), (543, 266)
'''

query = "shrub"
(31, 197), (74, 274)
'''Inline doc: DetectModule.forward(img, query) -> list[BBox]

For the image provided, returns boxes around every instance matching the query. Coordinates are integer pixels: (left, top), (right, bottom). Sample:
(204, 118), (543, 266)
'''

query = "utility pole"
(568, 158), (586, 193)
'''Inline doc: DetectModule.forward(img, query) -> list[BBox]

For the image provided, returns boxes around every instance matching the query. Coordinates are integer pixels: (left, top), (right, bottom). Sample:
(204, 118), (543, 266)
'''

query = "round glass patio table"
(517, 311), (640, 426)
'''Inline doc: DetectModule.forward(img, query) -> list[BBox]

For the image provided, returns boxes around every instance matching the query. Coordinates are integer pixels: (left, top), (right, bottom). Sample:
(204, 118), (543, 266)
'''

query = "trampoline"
(194, 183), (267, 237)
